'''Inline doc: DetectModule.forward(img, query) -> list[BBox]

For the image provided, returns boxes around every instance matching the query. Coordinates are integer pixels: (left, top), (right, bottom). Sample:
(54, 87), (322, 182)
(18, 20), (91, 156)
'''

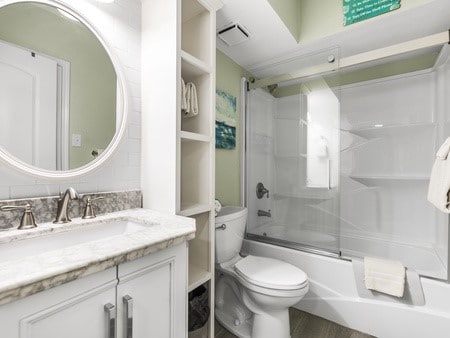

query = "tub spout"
(257, 209), (271, 217)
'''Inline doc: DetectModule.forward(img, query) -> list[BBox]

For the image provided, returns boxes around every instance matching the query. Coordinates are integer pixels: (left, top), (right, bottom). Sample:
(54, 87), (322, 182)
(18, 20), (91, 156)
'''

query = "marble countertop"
(0, 209), (195, 305)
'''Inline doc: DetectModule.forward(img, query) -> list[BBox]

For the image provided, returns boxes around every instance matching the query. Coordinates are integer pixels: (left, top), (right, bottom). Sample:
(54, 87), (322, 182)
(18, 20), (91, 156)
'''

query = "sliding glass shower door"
(245, 48), (342, 256)
(245, 44), (450, 279)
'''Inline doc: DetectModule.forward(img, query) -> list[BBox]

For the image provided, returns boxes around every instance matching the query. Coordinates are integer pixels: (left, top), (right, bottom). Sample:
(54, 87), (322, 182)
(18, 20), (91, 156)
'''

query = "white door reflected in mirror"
(0, 40), (66, 171)
(0, 1), (127, 178)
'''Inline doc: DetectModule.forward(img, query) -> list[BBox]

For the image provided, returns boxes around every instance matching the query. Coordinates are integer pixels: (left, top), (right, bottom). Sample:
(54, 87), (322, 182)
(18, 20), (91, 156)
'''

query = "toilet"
(215, 206), (309, 338)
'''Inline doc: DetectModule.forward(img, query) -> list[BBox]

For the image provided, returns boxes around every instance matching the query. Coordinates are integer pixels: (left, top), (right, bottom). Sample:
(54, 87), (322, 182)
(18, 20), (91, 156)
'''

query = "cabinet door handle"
(104, 303), (116, 338)
(123, 295), (134, 338)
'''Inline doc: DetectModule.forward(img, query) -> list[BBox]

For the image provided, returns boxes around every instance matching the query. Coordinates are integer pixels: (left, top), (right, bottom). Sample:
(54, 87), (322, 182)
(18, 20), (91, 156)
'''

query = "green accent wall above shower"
(267, 0), (300, 42)
(267, 0), (432, 43)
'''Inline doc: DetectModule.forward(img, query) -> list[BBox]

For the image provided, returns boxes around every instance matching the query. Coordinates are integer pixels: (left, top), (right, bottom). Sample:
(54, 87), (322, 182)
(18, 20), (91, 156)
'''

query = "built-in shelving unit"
(179, 0), (221, 336)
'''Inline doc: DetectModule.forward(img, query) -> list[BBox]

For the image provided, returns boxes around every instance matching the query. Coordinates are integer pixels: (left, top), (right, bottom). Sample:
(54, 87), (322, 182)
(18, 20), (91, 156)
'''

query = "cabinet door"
(0, 268), (117, 338)
(117, 243), (188, 338)
(117, 261), (172, 337)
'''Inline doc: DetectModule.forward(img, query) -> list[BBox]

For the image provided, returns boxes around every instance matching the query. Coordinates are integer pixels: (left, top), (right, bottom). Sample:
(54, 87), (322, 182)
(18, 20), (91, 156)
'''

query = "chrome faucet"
(54, 187), (79, 224)
(257, 209), (271, 217)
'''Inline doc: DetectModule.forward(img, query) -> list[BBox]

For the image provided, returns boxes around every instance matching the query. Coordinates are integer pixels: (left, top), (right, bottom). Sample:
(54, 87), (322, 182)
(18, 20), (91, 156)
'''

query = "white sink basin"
(0, 220), (148, 261)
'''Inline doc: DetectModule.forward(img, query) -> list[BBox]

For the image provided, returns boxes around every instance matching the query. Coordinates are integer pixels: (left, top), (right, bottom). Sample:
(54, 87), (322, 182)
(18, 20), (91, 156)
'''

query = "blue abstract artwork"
(216, 90), (237, 149)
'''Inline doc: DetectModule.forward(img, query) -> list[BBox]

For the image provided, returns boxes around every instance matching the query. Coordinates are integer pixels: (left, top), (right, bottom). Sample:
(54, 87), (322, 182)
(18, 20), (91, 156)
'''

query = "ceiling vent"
(217, 23), (250, 46)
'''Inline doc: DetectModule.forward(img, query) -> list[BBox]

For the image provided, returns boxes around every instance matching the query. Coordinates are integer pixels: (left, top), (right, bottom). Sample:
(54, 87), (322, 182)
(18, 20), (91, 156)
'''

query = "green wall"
(299, 0), (432, 42)
(267, 0), (300, 41)
(216, 50), (252, 206)
(0, 3), (116, 170)
(267, 0), (432, 43)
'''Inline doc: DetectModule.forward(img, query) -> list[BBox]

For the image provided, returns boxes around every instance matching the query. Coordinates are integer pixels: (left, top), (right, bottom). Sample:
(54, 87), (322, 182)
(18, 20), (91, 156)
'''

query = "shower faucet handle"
(256, 182), (270, 199)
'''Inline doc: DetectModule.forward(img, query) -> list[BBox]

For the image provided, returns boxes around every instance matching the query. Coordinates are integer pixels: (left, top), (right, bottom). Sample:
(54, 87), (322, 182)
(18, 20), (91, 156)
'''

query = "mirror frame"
(0, 0), (128, 179)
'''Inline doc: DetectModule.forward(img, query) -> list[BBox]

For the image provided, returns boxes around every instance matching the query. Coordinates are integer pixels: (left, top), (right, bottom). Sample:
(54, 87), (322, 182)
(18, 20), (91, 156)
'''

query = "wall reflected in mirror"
(0, 2), (119, 171)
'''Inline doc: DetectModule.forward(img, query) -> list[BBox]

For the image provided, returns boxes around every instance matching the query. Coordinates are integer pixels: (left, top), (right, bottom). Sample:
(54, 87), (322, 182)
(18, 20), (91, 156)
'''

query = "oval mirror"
(0, 1), (127, 179)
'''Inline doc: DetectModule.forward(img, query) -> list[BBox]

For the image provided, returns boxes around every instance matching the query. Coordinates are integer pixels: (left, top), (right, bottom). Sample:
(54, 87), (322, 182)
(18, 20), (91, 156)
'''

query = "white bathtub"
(249, 224), (447, 279)
(243, 239), (450, 338)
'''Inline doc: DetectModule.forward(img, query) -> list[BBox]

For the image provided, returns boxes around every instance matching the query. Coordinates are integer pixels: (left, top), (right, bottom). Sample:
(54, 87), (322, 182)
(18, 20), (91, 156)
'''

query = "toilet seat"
(234, 255), (308, 292)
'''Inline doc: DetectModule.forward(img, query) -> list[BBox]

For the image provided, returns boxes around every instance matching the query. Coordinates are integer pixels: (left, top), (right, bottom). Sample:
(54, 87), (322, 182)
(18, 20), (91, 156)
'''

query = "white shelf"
(179, 203), (212, 217)
(340, 138), (380, 152)
(274, 154), (307, 160)
(188, 264), (211, 292)
(273, 192), (332, 201)
(342, 122), (436, 139)
(181, 50), (211, 81)
(182, 0), (207, 23)
(180, 130), (211, 142)
(349, 174), (430, 185)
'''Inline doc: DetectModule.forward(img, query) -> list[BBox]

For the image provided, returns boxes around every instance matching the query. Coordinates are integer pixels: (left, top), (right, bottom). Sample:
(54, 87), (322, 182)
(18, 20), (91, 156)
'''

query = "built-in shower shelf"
(342, 122), (436, 139)
(274, 154), (307, 160)
(349, 175), (430, 185)
(340, 138), (380, 152)
(274, 192), (332, 201)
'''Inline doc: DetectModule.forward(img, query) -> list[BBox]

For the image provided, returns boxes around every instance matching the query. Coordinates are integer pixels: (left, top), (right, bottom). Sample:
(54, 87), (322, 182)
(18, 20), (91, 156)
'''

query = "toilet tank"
(215, 206), (248, 264)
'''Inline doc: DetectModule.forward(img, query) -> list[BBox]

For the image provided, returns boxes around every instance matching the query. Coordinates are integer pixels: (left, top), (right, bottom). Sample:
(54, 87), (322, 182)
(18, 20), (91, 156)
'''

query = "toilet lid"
(234, 255), (308, 290)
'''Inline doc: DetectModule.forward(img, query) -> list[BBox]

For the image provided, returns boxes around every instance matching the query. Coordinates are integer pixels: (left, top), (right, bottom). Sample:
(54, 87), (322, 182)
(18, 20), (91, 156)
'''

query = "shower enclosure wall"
(245, 44), (450, 280)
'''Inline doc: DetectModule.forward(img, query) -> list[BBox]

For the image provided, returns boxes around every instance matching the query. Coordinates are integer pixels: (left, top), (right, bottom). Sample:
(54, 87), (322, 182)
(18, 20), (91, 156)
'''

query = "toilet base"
(215, 308), (291, 338)
(215, 260), (306, 338)
(215, 273), (252, 338)
(251, 309), (290, 338)
(215, 308), (252, 338)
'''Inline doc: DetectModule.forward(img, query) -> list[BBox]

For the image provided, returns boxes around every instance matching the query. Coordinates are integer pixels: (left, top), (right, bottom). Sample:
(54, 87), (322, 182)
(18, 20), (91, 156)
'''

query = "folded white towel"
(184, 82), (199, 118)
(181, 78), (187, 114)
(428, 138), (450, 213)
(364, 257), (405, 297)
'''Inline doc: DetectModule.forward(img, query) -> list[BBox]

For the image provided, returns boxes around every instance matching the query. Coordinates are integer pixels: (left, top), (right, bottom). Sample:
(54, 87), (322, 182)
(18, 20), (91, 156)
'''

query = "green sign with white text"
(343, 0), (401, 26)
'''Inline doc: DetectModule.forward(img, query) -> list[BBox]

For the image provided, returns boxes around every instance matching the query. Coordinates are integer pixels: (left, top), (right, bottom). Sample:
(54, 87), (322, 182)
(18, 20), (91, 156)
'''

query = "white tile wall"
(0, 0), (141, 200)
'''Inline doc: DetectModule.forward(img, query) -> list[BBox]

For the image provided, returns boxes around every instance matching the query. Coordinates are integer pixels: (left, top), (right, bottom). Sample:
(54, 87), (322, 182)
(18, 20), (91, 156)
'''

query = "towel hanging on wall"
(428, 137), (450, 213)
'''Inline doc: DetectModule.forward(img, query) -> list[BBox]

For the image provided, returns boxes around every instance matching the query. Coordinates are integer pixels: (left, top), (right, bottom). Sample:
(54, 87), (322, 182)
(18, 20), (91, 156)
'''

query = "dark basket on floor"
(188, 285), (210, 334)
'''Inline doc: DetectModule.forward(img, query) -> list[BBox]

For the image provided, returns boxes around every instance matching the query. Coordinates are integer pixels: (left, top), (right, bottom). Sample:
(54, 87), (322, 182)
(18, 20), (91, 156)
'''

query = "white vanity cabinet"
(116, 243), (187, 338)
(0, 268), (117, 338)
(0, 243), (188, 338)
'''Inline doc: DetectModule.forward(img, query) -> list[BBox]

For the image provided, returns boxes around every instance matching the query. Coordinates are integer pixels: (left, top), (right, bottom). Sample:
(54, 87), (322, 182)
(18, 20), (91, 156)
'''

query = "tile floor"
(214, 308), (375, 338)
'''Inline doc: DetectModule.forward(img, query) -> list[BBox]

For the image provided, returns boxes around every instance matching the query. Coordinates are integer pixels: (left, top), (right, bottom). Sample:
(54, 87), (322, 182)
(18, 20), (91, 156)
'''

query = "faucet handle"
(0, 203), (37, 230)
(256, 182), (270, 199)
(82, 196), (104, 219)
